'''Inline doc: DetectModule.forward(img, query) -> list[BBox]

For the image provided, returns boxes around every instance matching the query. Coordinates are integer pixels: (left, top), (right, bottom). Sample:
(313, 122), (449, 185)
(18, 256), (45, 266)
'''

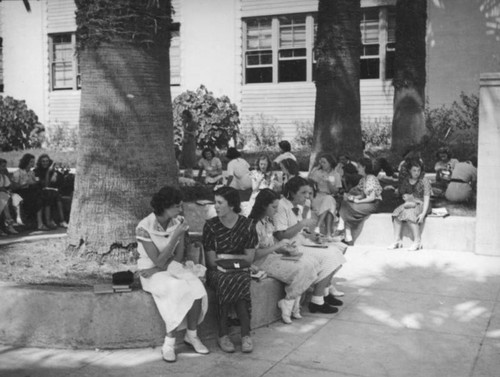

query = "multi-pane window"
(244, 14), (315, 84)
(245, 18), (273, 83)
(170, 23), (181, 85)
(360, 7), (396, 80)
(360, 9), (380, 79)
(278, 15), (306, 82)
(0, 37), (3, 92)
(49, 33), (80, 90)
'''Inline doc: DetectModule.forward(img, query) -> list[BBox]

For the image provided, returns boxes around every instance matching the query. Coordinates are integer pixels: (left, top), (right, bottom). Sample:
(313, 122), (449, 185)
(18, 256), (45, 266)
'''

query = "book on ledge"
(94, 284), (114, 294)
(428, 207), (449, 218)
(114, 287), (132, 293)
(112, 284), (131, 290)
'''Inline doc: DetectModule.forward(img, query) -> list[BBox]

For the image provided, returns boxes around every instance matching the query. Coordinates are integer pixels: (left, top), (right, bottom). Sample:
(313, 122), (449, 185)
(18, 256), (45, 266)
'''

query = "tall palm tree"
(311, 0), (362, 168)
(391, 0), (427, 156)
(67, 0), (178, 258)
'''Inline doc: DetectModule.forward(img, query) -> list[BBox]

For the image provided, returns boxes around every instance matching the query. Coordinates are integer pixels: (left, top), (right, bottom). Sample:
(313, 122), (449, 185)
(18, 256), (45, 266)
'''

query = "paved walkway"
(1, 246), (499, 377)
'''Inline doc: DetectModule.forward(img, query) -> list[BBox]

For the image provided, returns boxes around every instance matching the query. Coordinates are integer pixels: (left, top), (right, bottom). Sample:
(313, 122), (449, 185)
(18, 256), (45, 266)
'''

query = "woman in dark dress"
(203, 187), (258, 354)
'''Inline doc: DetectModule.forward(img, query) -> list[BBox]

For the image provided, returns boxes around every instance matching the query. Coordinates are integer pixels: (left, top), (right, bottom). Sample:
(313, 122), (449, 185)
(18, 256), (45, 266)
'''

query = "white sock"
(324, 287), (330, 296)
(311, 295), (324, 305)
(186, 329), (197, 339)
(164, 335), (175, 346)
(337, 218), (345, 231)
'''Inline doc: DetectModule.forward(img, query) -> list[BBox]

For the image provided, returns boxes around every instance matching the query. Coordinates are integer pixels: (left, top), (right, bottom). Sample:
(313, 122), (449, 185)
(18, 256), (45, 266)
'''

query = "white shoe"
(291, 297), (302, 319)
(329, 286), (345, 297)
(58, 221), (69, 228)
(184, 333), (209, 354)
(162, 337), (176, 362)
(278, 299), (294, 324)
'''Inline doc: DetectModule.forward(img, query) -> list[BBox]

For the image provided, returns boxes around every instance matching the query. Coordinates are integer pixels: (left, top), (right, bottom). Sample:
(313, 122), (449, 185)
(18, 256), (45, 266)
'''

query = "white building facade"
(0, 0), (499, 140)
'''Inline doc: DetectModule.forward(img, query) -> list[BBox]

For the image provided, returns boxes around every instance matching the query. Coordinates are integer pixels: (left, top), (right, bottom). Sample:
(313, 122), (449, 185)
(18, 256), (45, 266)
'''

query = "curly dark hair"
(226, 147), (241, 160)
(435, 147), (451, 160)
(214, 186), (241, 214)
(317, 153), (337, 170)
(248, 188), (280, 221)
(150, 186), (183, 215)
(283, 176), (309, 201)
(201, 148), (215, 160)
(357, 157), (374, 175)
(278, 140), (291, 153)
(18, 153), (35, 170)
(280, 158), (299, 177)
(36, 154), (53, 170)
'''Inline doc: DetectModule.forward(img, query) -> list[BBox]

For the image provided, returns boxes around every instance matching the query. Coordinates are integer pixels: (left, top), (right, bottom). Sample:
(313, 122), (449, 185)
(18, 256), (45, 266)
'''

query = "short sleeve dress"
(339, 175), (382, 228)
(136, 213), (208, 333)
(308, 167), (339, 216)
(203, 215), (258, 320)
(392, 177), (432, 223)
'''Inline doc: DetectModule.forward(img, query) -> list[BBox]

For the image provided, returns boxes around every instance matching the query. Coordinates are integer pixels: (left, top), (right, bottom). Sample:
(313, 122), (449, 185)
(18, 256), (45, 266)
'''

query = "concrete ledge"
(355, 213), (476, 252)
(0, 278), (284, 349)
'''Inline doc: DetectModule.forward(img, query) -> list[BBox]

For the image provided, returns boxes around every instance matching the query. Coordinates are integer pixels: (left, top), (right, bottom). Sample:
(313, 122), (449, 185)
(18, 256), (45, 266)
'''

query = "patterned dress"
(392, 177), (432, 223)
(253, 217), (321, 299)
(203, 215), (258, 321)
(339, 175), (382, 228)
(308, 167), (340, 216)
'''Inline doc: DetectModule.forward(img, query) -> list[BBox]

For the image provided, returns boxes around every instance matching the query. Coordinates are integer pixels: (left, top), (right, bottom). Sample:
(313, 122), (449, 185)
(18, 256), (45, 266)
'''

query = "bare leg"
(313, 271), (335, 296)
(393, 218), (403, 242)
(316, 212), (327, 233)
(235, 300), (251, 337)
(218, 304), (230, 337)
(56, 200), (66, 223)
(186, 299), (202, 330)
(36, 209), (44, 229)
(325, 212), (333, 237)
(344, 226), (353, 242)
(408, 222), (421, 243)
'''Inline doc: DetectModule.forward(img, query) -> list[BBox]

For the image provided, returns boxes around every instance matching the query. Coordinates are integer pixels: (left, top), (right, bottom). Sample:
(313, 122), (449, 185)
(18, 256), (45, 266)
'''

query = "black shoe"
(324, 294), (343, 306)
(341, 239), (354, 246)
(308, 302), (339, 314)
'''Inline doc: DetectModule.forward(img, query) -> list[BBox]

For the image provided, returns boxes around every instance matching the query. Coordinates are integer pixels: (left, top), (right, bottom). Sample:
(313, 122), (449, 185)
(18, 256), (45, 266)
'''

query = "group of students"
(0, 153), (68, 236)
(136, 180), (348, 362)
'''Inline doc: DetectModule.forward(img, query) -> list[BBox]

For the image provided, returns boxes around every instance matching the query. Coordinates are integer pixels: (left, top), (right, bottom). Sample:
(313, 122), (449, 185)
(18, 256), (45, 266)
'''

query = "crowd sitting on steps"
(138, 141), (477, 362)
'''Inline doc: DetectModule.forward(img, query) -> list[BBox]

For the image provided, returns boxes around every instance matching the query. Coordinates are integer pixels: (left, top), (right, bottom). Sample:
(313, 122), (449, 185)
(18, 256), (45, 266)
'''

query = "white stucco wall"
(427, 0), (500, 107)
(2, 0), (47, 125)
(180, 0), (240, 102)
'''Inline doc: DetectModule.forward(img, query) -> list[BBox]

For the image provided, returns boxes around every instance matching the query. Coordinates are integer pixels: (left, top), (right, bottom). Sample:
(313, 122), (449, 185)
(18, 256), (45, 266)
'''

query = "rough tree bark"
(391, 0), (427, 156)
(311, 0), (362, 168)
(67, 0), (178, 259)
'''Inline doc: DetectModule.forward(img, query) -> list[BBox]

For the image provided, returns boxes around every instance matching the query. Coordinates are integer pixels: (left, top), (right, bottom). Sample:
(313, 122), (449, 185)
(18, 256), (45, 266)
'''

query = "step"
(0, 278), (284, 349)
(354, 213), (476, 252)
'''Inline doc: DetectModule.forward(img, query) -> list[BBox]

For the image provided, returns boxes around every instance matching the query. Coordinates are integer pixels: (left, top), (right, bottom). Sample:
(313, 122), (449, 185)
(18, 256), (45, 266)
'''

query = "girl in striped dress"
(203, 187), (258, 354)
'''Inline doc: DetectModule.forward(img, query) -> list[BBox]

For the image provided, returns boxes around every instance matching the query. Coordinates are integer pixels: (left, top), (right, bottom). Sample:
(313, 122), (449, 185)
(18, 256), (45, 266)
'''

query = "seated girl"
(249, 188), (322, 324)
(337, 157), (382, 245)
(308, 153), (341, 240)
(389, 158), (431, 251)
(203, 187), (258, 354)
(136, 186), (208, 362)
(197, 148), (223, 185)
(273, 176), (347, 314)
(0, 158), (20, 235)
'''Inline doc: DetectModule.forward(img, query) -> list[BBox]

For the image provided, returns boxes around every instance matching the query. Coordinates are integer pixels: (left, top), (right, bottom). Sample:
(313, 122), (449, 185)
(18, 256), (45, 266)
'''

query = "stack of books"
(113, 284), (132, 293)
(93, 283), (133, 294)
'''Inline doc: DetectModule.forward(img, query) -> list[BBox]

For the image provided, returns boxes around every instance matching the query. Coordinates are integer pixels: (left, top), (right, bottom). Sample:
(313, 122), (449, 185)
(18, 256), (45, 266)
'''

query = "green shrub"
(239, 113), (283, 151)
(44, 122), (78, 151)
(0, 96), (44, 151)
(361, 117), (392, 148)
(418, 92), (478, 169)
(173, 85), (240, 150)
(293, 120), (314, 148)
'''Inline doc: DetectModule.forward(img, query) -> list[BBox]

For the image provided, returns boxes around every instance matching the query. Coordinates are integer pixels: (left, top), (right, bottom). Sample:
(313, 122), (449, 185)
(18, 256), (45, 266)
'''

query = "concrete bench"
(354, 213), (476, 252)
(0, 277), (284, 349)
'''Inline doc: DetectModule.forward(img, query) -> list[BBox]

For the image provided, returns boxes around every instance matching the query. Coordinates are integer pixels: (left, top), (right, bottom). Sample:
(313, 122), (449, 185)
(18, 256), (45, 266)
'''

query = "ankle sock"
(311, 295), (325, 305)
(186, 329), (197, 339)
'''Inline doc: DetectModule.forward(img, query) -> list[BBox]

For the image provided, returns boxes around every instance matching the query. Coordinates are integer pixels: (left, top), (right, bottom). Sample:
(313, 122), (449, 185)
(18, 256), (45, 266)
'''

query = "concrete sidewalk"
(1, 246), (499, 377)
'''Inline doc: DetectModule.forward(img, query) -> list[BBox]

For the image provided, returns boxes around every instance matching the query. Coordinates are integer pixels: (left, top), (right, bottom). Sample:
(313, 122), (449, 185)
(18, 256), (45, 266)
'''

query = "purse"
(215, 259), (250, 272)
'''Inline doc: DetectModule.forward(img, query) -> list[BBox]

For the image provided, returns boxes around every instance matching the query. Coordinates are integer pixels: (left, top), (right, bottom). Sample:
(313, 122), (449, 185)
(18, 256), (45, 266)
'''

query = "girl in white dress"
(136, 186), (209, 362)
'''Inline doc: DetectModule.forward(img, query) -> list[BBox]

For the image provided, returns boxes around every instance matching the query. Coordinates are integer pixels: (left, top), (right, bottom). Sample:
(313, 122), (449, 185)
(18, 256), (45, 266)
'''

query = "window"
(0, 37), (3, 92)
(245, 18), (273, 83)
(360, 9), (380, 79)
(360, 7), (396, 80)
(243, 14), (315, 84)
(49, 33), (80, 90)
(170, 23), (181, 85)
(278, 15), (306, 82)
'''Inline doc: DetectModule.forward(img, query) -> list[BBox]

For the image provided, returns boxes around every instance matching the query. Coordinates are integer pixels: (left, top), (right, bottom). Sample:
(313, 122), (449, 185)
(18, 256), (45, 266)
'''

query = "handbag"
(112, 270), (134, 285)
(215, 259), (250, 273)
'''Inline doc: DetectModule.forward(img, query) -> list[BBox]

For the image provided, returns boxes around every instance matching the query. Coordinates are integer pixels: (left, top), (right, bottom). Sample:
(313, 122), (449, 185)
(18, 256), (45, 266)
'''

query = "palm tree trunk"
(391, 0), (427, 156)
(311, 0), (362, 168)
(68, 0), (177, 258)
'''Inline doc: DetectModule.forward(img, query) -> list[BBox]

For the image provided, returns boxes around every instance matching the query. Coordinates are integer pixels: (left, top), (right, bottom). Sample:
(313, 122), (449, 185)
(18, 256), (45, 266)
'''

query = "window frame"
(170, 22), (181, 86)
(49, 32), (80, 91)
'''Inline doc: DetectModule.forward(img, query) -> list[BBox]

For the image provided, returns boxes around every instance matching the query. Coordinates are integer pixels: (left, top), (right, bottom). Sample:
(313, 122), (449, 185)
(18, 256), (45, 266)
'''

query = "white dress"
(273, 198), (347, 281)
(136, 213), (208, 333)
